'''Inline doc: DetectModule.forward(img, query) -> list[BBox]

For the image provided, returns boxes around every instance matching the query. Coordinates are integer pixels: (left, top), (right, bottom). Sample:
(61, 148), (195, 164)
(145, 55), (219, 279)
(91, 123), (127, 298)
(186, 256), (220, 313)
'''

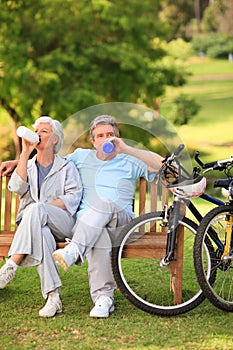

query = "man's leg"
(52, 200), (131, 317)
(87, 204), (131, 317)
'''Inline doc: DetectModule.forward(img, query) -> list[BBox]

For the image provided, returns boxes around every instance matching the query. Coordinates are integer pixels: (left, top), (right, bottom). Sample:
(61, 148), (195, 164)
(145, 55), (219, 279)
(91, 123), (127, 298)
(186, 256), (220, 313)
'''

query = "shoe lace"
(97, 295), (113, 306)
(0, 265), (14, 282)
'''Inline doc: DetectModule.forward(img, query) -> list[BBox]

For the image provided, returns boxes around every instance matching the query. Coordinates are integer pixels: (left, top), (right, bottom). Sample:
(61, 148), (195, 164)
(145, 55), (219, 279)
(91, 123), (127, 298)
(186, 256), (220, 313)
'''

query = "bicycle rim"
(112, 212), (208, 316)
(194, 205), (233, 312)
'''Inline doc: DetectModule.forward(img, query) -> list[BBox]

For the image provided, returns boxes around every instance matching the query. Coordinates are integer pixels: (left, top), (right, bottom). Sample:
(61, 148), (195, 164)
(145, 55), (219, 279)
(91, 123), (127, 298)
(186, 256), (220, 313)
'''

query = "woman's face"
(34, 122), (58, 152)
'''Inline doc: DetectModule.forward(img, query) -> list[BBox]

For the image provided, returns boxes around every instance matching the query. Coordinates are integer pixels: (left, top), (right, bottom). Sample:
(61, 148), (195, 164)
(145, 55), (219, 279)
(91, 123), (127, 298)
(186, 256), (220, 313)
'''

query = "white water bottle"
(16, 126), (40, 144)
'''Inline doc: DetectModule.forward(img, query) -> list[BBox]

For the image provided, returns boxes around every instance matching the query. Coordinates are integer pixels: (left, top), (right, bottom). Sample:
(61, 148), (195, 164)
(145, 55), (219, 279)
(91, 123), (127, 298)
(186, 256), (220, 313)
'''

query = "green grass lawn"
(0, 261), (232, 350)
(161, 58), (233, 164)
(187, 57), (233, 75)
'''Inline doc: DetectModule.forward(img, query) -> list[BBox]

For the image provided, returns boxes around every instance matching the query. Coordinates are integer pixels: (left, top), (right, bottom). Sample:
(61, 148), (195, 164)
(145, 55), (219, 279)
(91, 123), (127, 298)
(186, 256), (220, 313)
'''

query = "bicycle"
(193, 155), (233, 312)
(111, 144), (222, 316)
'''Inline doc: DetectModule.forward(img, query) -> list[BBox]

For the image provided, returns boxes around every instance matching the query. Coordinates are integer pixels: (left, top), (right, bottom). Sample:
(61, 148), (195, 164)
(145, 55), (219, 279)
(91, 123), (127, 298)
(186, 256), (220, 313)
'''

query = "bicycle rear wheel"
(112, 212), (212, 316)
(194, 204), (233, 312)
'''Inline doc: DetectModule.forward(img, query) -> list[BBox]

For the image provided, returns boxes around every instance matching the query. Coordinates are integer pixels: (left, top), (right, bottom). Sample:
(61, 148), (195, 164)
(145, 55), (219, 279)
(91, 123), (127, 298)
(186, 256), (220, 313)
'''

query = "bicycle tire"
(111, 211), (213, 316)
(194, 204), (233, 312)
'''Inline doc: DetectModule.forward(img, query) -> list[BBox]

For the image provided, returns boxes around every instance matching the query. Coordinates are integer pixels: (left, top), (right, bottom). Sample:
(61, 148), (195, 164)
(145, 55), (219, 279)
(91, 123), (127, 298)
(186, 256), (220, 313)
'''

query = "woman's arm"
(55, 161), (83, 215)
(15, 139), (38, 181)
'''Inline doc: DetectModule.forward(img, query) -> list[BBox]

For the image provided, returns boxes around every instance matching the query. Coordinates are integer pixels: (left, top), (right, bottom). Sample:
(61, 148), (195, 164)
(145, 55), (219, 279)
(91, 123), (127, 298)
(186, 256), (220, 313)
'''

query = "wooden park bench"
(0, 174), (169, 260)
(0, 173), (184, 304)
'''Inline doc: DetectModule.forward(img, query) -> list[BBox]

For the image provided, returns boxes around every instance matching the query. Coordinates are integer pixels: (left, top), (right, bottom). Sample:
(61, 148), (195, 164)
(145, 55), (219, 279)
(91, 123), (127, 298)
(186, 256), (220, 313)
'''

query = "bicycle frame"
(185, 194), (225, 252)
(162, 197), (183, 264)
(161, 191), (225, 266)
(223, 213), (233, 259)
(159, 145), (233, 266)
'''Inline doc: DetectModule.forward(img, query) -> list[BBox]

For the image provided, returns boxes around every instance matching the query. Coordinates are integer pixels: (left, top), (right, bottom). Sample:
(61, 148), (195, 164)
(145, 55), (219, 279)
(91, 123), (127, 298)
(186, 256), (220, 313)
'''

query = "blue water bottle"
(102, 141), (115, 154)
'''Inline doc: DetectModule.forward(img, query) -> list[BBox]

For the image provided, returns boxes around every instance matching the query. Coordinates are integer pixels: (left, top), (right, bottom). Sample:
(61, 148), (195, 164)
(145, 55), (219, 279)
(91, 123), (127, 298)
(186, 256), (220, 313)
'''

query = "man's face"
(91, 124), (115, 151)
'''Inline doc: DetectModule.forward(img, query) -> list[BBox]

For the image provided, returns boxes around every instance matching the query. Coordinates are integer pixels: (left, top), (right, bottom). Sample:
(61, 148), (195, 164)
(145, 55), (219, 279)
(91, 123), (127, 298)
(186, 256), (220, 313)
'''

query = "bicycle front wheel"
(194, 204), (233, 312)
(112, 212), (209, 316)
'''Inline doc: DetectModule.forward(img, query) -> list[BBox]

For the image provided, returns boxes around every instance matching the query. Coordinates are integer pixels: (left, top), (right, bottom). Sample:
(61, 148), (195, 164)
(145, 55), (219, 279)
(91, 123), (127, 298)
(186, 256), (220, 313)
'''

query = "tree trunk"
(9, 115), (21, 159)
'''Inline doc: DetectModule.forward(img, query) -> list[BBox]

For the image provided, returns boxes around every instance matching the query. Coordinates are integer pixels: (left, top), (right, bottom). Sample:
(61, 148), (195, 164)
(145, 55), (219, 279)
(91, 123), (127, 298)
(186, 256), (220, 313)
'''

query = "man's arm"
(111, 138), (164, 172)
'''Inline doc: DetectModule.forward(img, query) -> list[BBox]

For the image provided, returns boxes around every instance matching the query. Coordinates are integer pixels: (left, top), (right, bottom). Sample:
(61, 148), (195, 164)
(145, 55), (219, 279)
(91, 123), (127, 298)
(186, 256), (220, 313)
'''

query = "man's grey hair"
(33, 116), (64, 154)
(89, 115), (120, 140)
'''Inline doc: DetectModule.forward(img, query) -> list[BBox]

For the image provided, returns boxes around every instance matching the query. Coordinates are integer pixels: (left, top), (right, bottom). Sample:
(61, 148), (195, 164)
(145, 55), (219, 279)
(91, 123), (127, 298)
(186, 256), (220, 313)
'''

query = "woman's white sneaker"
(0, 263), (16, 289)
(89, 295), (114, 318)
(39, 293), (62, 317)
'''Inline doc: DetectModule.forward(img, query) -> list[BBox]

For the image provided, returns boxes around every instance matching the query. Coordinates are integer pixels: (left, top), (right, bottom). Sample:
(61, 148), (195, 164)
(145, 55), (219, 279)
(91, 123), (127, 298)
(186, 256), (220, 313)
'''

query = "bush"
(166, 38), (194, 60)
(169, 94), (200, 126)
(192, 33), (233, 59)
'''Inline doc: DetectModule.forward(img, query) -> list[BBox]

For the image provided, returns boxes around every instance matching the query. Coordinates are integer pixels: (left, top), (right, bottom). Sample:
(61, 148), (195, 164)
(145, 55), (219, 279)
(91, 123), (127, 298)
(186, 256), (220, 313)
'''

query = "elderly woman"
(0, 116), (82, 317)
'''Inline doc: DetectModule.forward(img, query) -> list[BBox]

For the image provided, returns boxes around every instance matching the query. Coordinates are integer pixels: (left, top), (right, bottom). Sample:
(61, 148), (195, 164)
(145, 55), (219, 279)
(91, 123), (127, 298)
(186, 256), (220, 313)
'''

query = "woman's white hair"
(33, 116), (64, 154)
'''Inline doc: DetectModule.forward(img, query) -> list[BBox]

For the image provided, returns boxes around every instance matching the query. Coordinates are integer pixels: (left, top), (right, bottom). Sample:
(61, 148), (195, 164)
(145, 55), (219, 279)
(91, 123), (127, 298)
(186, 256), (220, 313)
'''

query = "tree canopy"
(0, 0), (189, 128)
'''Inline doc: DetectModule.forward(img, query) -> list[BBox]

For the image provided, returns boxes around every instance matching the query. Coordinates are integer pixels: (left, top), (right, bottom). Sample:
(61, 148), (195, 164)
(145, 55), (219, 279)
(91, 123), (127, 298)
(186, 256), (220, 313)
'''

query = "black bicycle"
(194, 155), (233, 312)
(111, 144), (224, 316)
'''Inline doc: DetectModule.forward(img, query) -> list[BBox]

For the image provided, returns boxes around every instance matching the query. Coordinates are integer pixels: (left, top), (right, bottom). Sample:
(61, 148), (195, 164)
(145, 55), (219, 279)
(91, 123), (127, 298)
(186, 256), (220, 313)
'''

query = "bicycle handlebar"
(163, 144), (185, 164)
(214, 178), (233, 189)
(161, 145), (233, 186)
(160, 144), (194, 184)
(194, 151), (233, 171)
(173, 143), (185, 156)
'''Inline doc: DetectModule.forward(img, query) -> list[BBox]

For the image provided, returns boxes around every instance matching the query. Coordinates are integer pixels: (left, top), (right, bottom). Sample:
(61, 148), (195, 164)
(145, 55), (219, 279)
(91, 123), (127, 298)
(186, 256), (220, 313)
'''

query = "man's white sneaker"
(0, 263), (16, 289)
(89, 295), (114, 318)
(52, 242), (79, 271)
(39, 293), (62, 317)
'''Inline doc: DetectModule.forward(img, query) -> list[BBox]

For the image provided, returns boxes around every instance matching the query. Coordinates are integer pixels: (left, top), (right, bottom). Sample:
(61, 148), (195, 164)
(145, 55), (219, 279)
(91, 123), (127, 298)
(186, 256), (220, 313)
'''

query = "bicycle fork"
(222, 213), (233, 261)
(160, 197), (182, 267)
(220, 185), (233, 262)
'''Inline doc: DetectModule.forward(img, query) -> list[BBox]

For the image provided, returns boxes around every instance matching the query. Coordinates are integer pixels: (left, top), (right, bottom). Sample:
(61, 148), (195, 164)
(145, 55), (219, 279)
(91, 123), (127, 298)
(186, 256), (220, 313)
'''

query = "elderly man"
(53, 115), (163, 318)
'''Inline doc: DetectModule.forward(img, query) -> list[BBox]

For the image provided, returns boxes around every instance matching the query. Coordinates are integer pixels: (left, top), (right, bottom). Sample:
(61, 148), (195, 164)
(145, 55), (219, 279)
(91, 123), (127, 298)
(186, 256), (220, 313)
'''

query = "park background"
(0, 1), (232, 349)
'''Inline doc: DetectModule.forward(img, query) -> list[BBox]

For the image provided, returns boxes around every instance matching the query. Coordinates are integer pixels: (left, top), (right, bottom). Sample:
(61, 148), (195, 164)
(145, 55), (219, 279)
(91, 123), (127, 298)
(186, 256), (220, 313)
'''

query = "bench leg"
(169, 224), (184, 305)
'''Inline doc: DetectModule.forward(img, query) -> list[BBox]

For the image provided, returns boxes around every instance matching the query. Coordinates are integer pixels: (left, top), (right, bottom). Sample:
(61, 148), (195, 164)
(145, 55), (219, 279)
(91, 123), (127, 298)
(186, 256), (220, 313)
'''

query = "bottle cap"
(102, 141), (115, 154)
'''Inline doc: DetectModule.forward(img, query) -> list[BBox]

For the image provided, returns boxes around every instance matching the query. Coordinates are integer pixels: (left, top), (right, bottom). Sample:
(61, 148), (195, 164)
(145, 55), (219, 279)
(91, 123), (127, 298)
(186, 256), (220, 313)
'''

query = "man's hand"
(0, 160), (18, 176)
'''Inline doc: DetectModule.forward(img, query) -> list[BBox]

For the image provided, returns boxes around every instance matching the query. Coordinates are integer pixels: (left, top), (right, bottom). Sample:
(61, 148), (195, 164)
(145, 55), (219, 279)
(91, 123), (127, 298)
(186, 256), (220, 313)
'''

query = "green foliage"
(166, 38), (194, 60)
(192, 33), (233, 59)
(167, 93), (200, 126)
(157, 0), (202, 40)
(202, 0), (233, 36)
(0, 0), (190, 130)
(0, 125), (15, 161)
(207, 41), (233, 59)
(195, 0), (233, 59)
